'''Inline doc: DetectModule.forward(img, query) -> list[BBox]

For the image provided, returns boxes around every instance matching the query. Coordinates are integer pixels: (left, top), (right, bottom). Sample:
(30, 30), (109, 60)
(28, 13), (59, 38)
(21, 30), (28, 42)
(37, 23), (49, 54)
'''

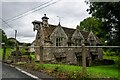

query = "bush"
(109, 51), (117, 56)
(103, 51), (109, 56)
(103, 51), (118, 56)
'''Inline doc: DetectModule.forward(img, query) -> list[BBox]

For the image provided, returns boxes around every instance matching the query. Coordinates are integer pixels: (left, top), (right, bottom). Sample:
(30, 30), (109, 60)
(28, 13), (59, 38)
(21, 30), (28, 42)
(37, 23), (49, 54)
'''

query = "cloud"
(2, 0), (91, 43)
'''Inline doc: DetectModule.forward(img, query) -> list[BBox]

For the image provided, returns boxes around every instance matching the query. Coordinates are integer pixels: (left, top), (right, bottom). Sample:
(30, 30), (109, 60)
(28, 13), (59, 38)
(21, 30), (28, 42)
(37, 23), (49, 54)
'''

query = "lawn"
(0, 48), (119, 79)
(35, 55), (119, 79)
(36, 63), (119, 79)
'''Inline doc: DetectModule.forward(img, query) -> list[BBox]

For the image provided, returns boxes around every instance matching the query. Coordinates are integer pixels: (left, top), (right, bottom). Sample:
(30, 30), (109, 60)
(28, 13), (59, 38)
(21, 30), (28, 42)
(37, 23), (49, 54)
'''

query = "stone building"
(29, 40), (35, 52)
(32, 14), (103, 65)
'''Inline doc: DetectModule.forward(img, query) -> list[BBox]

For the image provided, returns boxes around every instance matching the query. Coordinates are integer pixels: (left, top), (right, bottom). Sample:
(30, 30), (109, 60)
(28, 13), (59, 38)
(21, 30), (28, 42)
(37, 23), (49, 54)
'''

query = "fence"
(1, 44), (120, 77)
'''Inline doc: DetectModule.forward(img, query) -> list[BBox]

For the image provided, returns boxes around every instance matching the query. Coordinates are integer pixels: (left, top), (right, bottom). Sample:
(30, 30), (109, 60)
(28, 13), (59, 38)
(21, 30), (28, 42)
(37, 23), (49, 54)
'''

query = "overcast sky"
(1, 0), (91, 43)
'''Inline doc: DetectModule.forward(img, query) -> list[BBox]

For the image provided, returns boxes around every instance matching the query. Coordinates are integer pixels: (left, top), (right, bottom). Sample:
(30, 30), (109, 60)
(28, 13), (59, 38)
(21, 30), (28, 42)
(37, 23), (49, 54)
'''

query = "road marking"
(10, 65), (41, 80)
(10, 65), (14, 67)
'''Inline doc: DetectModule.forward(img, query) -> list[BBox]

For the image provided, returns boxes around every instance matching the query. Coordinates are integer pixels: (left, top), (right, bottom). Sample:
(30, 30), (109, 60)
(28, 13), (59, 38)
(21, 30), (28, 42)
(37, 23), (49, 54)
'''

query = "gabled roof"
(80, 31), (90, 40)
(32, 20), (90, 41)
(39, 22), (90, 41)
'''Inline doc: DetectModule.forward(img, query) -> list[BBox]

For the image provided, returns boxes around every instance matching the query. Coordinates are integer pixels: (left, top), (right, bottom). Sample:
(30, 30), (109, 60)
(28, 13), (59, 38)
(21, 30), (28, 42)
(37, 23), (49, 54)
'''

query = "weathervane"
(57, 16), (63, 23)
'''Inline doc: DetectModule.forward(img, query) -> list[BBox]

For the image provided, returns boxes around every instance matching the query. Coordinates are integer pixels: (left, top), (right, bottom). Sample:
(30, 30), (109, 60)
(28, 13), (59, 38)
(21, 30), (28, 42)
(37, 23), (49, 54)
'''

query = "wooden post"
(15, 30), (17, 63)
(2, 45), (6, 62)
(82, 43), (86, 78)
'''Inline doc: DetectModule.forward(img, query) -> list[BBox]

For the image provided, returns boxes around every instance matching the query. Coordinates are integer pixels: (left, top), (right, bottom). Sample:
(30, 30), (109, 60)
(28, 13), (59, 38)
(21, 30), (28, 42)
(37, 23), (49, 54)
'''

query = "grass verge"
(34, 63), (119, 79)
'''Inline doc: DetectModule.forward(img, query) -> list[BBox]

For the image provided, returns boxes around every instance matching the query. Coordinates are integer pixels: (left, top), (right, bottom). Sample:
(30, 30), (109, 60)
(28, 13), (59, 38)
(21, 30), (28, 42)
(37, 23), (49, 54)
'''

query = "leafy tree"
(86, 2), (120, 46)
(0, 28), (7, 45)
(80, 17), (103, 39)
(7, 38), (20, 48)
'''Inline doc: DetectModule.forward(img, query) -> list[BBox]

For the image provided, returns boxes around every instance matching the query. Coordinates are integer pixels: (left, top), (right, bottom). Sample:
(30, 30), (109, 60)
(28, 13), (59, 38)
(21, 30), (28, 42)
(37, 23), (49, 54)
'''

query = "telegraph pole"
(15, 30), (17, 47)
(14, 30), (18, 63)
(15, 30), (17, 42)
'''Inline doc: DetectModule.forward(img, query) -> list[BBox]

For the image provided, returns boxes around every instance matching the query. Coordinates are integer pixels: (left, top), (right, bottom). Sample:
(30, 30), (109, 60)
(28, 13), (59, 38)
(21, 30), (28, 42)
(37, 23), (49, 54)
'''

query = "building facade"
(32, 14), (103, 65)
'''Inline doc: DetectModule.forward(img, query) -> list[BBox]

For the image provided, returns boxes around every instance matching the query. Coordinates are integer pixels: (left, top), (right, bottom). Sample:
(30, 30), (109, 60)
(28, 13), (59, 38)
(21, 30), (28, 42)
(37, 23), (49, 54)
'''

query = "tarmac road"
(1, 62), (38, 80)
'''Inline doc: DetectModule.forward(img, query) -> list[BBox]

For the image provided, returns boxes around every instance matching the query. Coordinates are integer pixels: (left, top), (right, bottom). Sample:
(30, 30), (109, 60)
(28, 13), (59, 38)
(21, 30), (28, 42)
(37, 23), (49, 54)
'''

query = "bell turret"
(41, 14), (49, 27)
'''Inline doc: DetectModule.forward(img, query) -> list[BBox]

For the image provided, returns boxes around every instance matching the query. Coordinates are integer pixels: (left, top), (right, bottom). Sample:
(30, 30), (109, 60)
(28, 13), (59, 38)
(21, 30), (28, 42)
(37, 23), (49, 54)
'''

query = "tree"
(7, 38), (20, 48)
(0, 28), (8, 45)
(80, 17), (103, 39)
(86, 2), (120, 46)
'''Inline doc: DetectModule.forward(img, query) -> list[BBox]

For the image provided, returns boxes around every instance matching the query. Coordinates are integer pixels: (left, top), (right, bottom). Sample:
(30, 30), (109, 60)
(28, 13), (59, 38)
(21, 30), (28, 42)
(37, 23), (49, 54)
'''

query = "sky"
(1, 0), (91, 43)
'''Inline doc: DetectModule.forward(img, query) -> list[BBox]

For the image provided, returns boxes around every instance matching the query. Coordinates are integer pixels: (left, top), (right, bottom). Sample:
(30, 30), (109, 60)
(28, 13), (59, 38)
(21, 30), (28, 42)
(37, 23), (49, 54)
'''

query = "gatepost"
(82, 41), (86, 78)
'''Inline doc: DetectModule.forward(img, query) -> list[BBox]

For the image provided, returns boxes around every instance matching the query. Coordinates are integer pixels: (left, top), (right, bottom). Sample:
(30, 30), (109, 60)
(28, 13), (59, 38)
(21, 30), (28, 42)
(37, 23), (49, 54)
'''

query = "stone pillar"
(82, 43), (86, 78)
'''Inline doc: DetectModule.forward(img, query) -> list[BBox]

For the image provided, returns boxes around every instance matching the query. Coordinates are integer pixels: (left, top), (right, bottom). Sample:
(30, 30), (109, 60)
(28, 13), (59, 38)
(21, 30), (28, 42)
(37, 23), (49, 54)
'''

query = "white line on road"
(10, 65), (41, 80)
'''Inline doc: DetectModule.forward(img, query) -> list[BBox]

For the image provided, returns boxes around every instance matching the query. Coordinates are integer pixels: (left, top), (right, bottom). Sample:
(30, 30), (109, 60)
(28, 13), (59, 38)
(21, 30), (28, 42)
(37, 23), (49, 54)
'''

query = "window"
(56, 38), (63, 46)
(90, 40), (95, 46)
(89, 36), (95, 46)
(75, 39), (81, 46)
(68, 43), (71, 46)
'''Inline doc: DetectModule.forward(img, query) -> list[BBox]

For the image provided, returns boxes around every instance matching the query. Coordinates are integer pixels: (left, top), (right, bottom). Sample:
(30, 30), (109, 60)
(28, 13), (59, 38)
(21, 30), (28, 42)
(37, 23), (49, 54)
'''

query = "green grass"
(6, 48), (13, 59)
(36, 63), (119, 79)
(0, 48), (13, 59)
(0, 48), (119, 79)
(87, 64), (119, 78)
(38, 63), (82, 72)
(35, 55), (119, 79)
(30, 54), (35, 60)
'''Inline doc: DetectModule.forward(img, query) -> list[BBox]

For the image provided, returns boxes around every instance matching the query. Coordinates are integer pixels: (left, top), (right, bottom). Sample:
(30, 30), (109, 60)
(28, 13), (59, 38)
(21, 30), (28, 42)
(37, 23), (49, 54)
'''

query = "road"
(1, 62), (38, 80)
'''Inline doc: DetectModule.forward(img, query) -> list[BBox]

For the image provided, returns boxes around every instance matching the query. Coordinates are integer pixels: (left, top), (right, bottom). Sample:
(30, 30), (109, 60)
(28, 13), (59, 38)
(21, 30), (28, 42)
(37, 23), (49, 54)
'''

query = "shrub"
(103, 51), (118, 56)
(103, 51), (110, 56)
(109, 51), (117, 56)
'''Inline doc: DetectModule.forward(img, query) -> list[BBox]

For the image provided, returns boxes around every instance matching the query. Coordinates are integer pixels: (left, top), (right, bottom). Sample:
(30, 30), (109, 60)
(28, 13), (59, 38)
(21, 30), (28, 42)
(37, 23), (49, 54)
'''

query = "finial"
(44, 14), (46, 17)
(57, 16), (63, 23)
(42, 14), (49, 20)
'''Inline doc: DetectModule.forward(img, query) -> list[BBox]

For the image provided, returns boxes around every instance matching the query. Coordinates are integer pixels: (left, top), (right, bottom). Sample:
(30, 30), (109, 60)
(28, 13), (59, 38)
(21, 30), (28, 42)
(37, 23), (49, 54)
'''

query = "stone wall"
(42, 46), (103, 65)
(43, 47), (88, 64)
